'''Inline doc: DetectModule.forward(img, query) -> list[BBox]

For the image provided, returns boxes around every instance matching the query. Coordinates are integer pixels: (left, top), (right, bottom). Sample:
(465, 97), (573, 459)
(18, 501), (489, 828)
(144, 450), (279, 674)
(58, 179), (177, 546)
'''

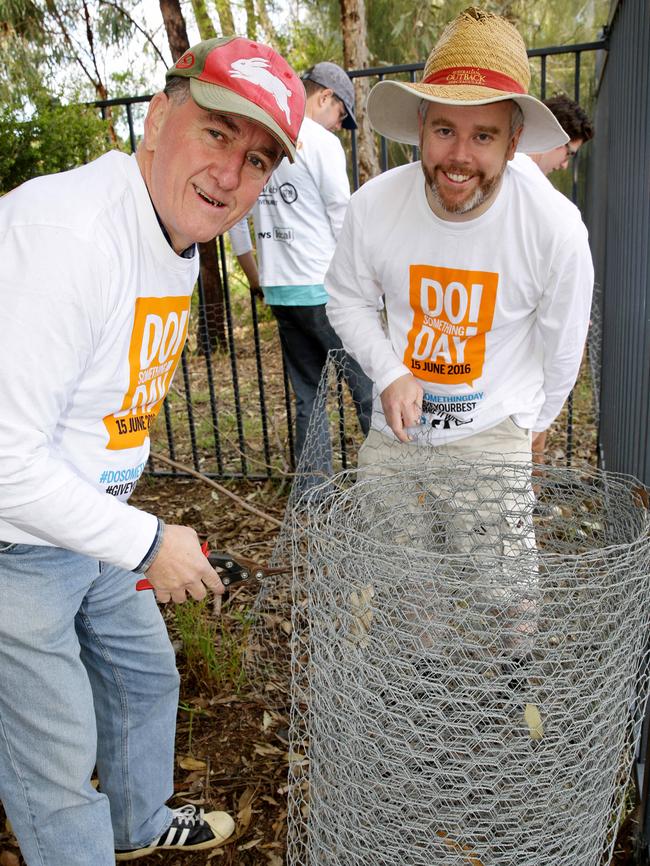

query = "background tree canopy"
(0, 98), (114, 192)
(0, 0), (609, 193)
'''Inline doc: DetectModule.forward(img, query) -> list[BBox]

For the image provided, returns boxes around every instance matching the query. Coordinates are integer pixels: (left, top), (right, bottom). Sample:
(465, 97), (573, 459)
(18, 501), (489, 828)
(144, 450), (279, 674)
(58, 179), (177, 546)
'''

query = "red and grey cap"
(167, 37), (306, 162)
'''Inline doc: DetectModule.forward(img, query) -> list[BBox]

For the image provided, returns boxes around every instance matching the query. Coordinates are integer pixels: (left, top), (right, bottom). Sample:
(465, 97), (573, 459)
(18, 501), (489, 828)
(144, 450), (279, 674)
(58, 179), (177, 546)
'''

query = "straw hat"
(366, 7), (568, 154)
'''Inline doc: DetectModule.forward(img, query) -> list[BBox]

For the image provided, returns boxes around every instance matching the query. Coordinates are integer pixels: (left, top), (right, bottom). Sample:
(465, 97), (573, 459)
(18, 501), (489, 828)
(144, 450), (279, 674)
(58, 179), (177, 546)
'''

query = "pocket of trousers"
(507, 415), (531, 437)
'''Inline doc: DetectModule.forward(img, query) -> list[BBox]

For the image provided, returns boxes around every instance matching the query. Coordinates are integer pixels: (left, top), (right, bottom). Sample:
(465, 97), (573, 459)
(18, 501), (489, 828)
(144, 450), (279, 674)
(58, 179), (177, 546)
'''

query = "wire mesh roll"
(286, 462), (650, 866)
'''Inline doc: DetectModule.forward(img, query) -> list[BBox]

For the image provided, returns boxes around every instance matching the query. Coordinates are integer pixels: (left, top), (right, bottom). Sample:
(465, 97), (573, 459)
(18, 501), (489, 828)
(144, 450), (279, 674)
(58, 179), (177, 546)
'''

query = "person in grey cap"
(230, 59), (372, 484)
(302, 61), (358, 131)
(0, 36), (304, 866)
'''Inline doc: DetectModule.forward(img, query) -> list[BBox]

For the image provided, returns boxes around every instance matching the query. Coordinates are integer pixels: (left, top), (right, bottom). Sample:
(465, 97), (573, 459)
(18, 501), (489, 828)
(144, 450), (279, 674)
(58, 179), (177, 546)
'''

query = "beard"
(423, 160), (507, 215)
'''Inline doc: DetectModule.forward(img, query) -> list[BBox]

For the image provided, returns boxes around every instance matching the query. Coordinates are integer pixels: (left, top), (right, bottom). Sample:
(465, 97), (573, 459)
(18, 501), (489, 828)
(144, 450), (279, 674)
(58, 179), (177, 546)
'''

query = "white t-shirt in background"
(229, 116), (350, 298)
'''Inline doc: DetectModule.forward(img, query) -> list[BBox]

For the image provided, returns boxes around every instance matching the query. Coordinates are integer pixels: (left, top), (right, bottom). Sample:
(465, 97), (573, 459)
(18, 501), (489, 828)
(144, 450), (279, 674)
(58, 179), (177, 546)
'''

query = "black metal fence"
(583, 0), (650, 486)
(96, 37), (606, 482)
(580, 0), (650, 858)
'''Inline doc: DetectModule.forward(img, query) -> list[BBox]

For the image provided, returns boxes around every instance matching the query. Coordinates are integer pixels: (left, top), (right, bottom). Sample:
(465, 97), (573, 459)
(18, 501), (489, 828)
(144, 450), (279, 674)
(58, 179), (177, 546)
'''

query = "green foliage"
(0, 97), (115, 194)
(174, 599), (253, 694)
(0, 30), (43, 111)
(95, 0), (139, 48)
(282, 7), (343, 72)
(0, 0), (166, 105)
(368, 0), (467, 66)
(0, 3), (137, 193)
(0, 0), (610, 196)
(0, 0), (45, 43)
(286, 0), (609, 71)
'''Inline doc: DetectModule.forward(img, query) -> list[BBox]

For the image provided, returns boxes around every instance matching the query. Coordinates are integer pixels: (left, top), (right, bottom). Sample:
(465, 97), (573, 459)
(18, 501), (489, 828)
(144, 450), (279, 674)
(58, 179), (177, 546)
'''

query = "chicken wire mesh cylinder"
(244, 349), (371, 693)
(287, 462), (650, 866)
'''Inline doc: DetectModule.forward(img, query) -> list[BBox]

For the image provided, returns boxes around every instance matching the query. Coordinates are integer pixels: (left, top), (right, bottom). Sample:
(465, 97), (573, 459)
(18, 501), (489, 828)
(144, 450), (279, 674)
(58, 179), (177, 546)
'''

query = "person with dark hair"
(0, 36), (305, 866)
(509, 92), (594, 462)
(524, 93), (594, 175)
(229, 61), (373, 480)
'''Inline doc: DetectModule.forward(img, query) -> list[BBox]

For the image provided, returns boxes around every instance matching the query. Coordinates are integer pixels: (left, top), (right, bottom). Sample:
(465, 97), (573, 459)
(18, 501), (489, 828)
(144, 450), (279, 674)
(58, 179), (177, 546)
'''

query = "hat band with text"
(423, 66), (526, 94)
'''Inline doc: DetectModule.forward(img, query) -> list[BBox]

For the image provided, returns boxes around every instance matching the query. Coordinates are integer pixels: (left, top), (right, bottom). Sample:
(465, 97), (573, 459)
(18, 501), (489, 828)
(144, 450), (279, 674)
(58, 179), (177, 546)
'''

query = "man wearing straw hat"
(325, 8), (594, 648)
(326, 6), (593, 471)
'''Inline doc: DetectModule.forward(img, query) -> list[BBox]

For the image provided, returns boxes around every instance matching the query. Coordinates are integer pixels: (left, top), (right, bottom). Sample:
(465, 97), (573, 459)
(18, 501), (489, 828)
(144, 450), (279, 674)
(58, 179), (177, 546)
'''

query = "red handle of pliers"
(135, 541), (211, 591)
(135, 578), (153, 591)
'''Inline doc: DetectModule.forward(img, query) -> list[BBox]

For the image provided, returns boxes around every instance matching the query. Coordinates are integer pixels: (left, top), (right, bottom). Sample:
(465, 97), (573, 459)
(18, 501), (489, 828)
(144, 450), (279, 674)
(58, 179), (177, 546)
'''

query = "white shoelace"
(170, 805), (203, 828)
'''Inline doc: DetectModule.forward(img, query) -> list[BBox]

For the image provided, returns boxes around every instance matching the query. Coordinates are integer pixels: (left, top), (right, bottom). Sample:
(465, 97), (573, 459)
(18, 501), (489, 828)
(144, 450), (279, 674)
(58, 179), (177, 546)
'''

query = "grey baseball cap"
(302, 61), (357, 130)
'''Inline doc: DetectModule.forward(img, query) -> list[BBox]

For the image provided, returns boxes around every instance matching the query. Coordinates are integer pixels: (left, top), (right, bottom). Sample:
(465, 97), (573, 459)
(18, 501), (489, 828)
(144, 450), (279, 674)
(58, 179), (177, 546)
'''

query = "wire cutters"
(135, 542), (287, 591)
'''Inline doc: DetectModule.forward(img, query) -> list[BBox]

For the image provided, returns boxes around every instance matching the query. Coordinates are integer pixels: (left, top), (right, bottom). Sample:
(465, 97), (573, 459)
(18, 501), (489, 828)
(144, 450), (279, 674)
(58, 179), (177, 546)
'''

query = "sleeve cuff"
(133, 518), (165, 573)
(375, 363), (413, 396)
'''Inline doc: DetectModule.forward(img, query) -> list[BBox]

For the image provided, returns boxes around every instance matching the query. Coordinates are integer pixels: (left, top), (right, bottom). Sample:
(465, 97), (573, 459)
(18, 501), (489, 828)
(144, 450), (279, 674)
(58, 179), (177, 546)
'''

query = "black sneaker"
(115, 804), (235, 861)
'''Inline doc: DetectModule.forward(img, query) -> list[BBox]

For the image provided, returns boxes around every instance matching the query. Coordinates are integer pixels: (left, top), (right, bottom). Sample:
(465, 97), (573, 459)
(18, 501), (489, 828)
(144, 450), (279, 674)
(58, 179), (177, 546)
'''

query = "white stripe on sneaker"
(161, 827), (178, 846)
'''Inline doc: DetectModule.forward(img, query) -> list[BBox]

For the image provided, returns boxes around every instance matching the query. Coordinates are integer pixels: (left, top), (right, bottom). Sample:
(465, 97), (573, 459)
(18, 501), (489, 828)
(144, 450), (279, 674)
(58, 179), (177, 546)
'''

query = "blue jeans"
(0, 542), (180, 866)
(271, 304), (373, 471)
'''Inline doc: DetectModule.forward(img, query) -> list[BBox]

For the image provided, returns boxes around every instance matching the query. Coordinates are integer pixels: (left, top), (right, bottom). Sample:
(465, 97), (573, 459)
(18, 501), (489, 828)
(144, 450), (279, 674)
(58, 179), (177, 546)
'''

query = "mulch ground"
(123, 476), (292, 866)
(1, 359), (643, 865)
(0, 475), (291, 866)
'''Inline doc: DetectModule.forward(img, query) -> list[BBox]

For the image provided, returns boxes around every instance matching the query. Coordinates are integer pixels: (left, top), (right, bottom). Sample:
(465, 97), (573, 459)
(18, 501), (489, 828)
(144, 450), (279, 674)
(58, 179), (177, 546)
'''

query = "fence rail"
(96, 38), (606, 482)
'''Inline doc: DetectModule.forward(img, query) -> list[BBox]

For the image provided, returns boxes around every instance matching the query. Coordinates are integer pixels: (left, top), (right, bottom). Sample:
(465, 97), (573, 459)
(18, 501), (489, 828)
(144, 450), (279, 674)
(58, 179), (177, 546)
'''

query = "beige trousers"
(355, 418), (537, 649)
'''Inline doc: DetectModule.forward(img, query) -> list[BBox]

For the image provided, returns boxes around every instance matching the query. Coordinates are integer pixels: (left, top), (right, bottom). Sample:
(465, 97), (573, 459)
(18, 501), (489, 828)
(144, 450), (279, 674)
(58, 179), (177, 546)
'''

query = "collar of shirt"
(152, 206), (196, 260)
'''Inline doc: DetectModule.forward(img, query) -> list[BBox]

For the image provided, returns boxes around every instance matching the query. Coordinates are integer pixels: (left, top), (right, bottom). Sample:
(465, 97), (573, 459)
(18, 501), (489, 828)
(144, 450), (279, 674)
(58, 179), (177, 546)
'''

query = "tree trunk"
(199, 244), (228, 353)
(158, 0), (227, 351)
(158, 0), (189, 60)
(212, 0), (236, 36)
(339, 0), (380, 185)
(191, 0), (217, 39)
(244, 0), (257, 39)
(255, 0), (279, 47)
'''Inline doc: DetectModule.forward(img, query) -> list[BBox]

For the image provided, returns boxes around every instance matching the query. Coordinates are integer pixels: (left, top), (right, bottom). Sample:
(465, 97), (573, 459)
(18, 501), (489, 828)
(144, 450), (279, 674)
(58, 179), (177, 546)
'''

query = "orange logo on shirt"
(103, 297), (191, 450)
(404, 265), (498, 385)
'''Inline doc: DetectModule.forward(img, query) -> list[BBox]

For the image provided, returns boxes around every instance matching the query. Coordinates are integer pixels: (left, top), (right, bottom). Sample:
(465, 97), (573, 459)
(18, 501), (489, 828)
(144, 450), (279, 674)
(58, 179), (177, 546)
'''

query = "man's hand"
(531, 430), (547, 467)
(144, 524), (225, 604)
(380, 374), (424, 443)
(531, 430), (548, 495)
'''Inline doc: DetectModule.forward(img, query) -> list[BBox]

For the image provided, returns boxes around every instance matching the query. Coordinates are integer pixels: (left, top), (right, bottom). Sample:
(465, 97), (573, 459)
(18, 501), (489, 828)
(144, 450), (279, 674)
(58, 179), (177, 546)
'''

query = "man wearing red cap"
(326, 9), (594, 633)
(0, 37), (305, 865)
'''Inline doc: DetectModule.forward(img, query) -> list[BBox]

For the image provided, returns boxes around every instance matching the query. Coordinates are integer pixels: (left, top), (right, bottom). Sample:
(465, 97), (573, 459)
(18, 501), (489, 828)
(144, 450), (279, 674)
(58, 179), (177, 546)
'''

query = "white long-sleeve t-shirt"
(326, 160), (594, 443)
(229, 116), (350, 291)
(0, 151), (199, 569)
